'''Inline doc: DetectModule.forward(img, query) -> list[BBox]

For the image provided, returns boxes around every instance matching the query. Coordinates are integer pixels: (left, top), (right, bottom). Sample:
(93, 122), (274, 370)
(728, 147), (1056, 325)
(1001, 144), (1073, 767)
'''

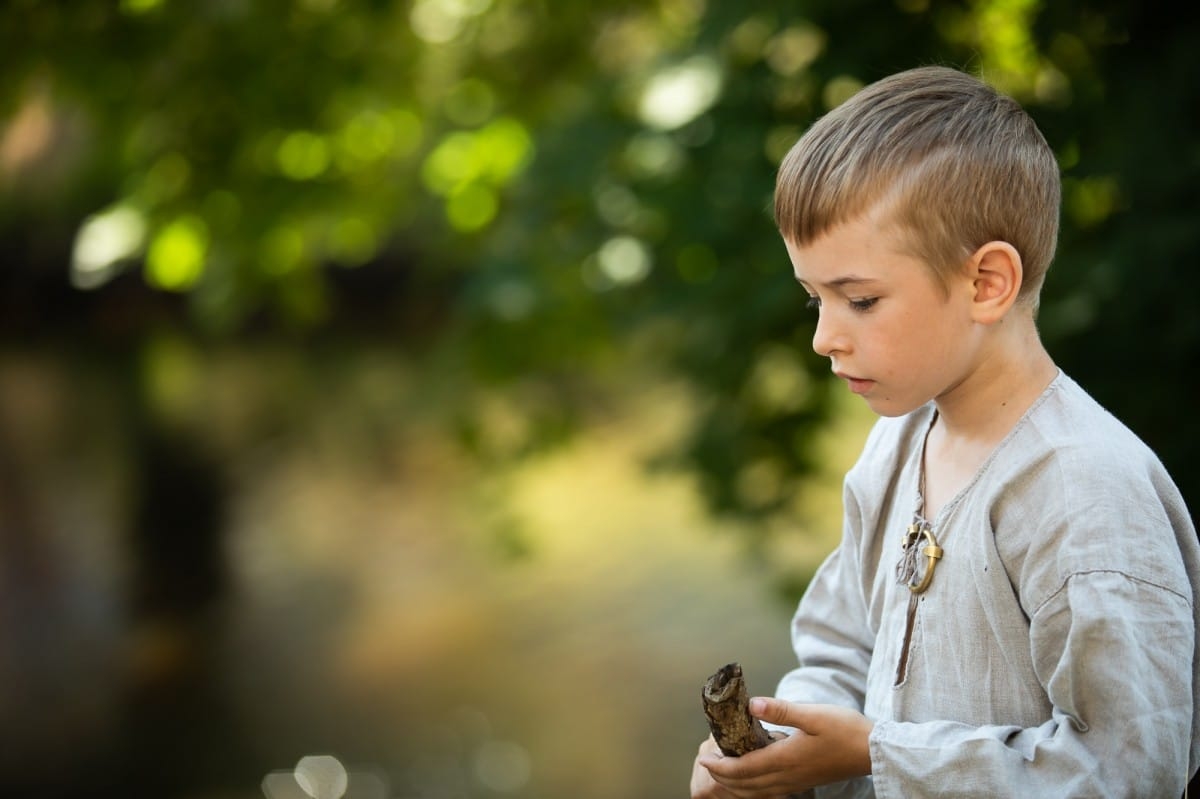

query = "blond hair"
(774, 66), (1060, 304)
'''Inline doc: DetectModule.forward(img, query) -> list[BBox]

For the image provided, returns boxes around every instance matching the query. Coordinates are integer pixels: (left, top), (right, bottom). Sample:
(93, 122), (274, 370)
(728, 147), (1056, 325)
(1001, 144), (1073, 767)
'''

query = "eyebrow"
(795, 274), (879, 290)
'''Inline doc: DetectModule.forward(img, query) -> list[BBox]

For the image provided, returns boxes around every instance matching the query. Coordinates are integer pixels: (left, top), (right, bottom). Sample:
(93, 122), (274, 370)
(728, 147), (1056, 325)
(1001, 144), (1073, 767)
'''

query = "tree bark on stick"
(702, 662), (771, 756)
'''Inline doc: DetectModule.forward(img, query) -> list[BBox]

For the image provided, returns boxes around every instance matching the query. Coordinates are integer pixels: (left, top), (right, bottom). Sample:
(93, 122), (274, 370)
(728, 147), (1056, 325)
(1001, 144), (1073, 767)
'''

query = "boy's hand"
(690, 735), (739, 799)
(691, 699), (874, 798)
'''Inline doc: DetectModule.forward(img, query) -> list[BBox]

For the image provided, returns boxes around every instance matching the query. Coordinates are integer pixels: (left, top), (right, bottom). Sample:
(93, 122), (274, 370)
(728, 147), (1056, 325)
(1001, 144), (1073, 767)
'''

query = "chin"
(863, 394), (925, 418)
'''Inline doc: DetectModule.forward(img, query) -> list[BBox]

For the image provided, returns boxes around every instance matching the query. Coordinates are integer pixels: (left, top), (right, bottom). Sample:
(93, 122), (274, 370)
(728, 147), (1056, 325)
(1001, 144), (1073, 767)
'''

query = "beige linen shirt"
(772, 372), (1200, 798)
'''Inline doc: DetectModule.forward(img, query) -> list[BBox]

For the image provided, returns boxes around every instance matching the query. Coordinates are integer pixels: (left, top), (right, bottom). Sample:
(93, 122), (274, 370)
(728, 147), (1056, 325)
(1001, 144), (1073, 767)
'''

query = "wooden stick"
(701, 662), (771, 756)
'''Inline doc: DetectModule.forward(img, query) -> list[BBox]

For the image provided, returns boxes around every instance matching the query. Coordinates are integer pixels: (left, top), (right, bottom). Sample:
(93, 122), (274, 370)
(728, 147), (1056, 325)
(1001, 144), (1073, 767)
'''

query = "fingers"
(748, 697), (855, 735)
(694, 705), (873, 796)
(751, 702), (875, 782)
(691, 738), (738, 799)
(749, 696), (801, 729)
(699, 748), (795, 797)
(697, 735), (785, 782)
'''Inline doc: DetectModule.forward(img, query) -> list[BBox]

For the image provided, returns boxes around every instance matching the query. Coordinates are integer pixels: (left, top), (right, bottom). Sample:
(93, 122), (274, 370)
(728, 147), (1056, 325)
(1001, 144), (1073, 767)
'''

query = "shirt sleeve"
(771, 468), (880, 723)
(772, 542), (875, 719)
(868, 570), (1194, 798)
(769, 489), (880, 799)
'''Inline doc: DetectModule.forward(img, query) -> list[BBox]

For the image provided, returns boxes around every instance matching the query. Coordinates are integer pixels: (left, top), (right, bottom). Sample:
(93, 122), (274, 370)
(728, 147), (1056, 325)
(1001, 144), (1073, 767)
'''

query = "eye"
(805, 296), (821, 310)
(849, 297), (878, 312)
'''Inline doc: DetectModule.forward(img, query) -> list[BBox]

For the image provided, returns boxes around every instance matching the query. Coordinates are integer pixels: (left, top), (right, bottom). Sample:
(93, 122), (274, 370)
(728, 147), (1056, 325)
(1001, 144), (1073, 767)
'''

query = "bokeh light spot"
(337, 110), (397, 167)
(637, 55), (723, 131)
(822, 75), (864, 109)
(1065, 176), (1120, 228)
(476, 117), (533, 183)
(624, 133), (684, 179)
(71, 204), (146, 289)
(488, 279), (535, 320)
(765, 24), (826, 76)
(594, 182), (641, 228)
(389, 108), (424, 156)
(597, 235), (652, 285)
(410, 0), (493, 44)
(328, 217), (377, 266)
(727, 15), (776, 64)
(278, 131), (331, 180)
(747, 344), (813, 413)
(120, 0), (163, 15)
(446, 183), (498, 231)
(294, 754), (348, 799)
(146, 216), (208, 291)
(422, 131), (476, 195)
(421, 118), (532, 200)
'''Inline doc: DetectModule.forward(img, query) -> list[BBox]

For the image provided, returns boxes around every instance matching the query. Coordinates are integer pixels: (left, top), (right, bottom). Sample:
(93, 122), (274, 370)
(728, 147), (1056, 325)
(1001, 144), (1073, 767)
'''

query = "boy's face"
(785, 212), (979, 417)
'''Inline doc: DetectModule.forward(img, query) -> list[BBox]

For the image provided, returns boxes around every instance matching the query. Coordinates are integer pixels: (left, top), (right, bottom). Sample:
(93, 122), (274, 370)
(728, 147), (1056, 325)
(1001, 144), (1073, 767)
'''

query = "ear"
(967, 241), (1023, 324)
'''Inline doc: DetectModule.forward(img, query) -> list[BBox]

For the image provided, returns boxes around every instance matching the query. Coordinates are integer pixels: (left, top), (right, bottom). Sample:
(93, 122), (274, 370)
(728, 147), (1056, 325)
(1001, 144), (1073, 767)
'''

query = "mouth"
(835, 372), (875, 395)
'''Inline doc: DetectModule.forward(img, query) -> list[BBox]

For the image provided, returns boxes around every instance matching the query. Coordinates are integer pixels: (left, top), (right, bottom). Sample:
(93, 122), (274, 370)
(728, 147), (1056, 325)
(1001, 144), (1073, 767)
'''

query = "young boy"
(690, 65), (1200, 798)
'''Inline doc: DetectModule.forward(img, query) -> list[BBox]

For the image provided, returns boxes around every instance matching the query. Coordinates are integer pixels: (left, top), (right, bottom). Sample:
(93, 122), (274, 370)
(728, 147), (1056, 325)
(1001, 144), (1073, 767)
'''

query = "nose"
(811, 308), (843, 358)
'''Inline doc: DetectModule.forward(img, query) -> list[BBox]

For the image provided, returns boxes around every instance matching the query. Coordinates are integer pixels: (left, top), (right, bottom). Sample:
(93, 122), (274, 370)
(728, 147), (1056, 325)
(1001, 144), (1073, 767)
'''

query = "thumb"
(749, 696), (802, 728)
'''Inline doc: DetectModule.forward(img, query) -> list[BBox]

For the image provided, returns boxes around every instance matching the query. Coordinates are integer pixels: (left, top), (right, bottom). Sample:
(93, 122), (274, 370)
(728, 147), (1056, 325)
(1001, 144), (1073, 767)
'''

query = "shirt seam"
(1031, 568), (1194, 618)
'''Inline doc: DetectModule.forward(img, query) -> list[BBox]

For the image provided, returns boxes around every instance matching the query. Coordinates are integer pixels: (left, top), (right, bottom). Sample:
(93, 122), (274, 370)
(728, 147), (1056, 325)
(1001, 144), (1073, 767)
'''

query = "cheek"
(871, 319), (949, 380)
(870, 314), (927, 364)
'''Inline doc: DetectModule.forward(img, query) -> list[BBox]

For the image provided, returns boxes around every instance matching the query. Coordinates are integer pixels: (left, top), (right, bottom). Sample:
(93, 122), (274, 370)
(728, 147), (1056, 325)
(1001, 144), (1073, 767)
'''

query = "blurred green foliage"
(2, 0), (1197, 525)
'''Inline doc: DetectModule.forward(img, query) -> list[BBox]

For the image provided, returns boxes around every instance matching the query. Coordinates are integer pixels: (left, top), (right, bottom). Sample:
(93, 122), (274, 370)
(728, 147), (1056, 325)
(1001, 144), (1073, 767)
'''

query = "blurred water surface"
(0, 339), (867, 799)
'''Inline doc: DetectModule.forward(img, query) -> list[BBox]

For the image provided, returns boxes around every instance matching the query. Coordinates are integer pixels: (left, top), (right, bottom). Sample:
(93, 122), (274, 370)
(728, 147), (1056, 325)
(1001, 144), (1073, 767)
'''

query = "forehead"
(784, 213), (915, 285)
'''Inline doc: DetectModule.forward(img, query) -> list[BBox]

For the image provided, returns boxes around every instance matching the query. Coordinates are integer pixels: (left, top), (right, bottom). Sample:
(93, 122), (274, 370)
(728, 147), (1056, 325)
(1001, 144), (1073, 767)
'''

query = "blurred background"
(1, 1), (1197, 797)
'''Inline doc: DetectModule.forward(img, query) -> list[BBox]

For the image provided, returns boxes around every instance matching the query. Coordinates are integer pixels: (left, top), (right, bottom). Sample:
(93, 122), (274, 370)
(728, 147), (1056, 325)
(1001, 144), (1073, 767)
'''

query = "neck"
(932, 314), (1058, 447)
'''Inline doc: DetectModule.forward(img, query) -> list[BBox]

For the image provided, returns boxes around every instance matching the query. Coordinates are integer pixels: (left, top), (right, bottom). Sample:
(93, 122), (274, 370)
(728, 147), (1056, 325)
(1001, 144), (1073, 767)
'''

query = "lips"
(835, 372), (874, 395)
